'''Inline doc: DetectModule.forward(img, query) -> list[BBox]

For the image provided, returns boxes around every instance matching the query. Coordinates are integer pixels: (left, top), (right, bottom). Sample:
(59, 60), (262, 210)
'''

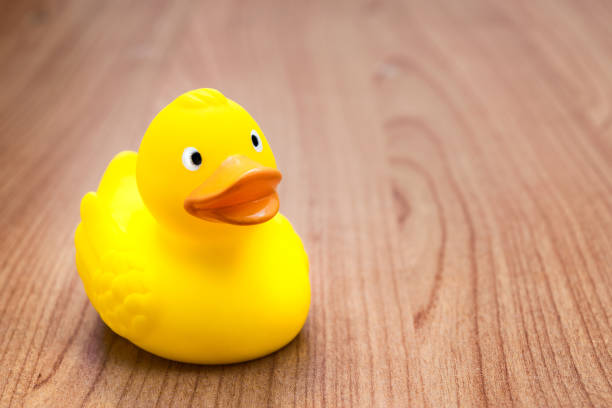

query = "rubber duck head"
(136, 89), (281, 236)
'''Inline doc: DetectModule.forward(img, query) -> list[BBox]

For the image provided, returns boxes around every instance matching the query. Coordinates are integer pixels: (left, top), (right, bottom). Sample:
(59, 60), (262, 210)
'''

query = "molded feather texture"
(93, 250), (154, 341)
(174, 88), (229, 110)
(75, 152), (157, 341)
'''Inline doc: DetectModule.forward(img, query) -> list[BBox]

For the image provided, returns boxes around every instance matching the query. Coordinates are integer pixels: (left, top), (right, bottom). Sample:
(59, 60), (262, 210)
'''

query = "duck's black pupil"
(191, 152), (202, 166)
(251, 134), (259, 147)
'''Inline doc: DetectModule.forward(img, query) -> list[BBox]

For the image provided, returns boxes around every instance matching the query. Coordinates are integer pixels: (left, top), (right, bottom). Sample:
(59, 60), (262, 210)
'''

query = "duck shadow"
(90, 317), (310, 378)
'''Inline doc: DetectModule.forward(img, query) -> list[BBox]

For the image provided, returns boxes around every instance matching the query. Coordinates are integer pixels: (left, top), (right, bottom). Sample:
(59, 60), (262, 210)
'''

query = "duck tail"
(75, 151), (137, 268)
(80, 191), (127, 251)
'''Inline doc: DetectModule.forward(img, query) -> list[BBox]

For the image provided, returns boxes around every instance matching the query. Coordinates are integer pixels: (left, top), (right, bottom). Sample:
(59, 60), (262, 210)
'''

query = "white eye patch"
(251, 130), (263, 152)
(182, 147), (202, 171)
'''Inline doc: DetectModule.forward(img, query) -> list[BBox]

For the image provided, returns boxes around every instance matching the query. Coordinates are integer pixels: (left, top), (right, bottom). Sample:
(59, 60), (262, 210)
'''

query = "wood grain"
(1, 0), (612, 406)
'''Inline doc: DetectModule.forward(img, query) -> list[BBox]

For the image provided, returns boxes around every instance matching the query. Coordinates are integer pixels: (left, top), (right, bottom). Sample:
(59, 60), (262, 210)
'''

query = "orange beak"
(184, 155), (282, 225)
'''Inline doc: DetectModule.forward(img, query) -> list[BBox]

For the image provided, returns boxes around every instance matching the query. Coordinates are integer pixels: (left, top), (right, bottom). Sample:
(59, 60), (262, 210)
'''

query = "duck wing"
(75, 151), (156, 341)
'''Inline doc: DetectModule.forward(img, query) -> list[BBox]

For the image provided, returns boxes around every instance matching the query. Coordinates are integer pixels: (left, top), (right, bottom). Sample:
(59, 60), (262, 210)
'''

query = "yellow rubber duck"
(75, 89), (310, 364)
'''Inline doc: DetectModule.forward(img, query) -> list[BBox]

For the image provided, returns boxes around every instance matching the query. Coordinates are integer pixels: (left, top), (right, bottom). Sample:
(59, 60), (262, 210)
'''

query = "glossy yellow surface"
(75, 89), (310, 364)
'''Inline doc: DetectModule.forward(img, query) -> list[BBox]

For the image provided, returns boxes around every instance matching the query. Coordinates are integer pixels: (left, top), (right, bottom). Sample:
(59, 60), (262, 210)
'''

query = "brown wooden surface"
(2, 0), (612, 406)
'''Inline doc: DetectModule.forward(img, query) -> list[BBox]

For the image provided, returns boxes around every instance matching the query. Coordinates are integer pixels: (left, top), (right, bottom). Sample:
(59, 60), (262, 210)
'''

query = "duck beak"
(184, 155), (282, 225)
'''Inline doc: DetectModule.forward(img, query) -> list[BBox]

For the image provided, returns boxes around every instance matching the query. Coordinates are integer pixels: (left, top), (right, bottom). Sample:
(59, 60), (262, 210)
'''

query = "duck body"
(75, 89), (310, 364)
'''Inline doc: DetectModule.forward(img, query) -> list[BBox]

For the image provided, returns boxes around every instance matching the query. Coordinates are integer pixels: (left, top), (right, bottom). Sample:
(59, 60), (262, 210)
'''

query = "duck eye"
(251, 130), (263, 152)
(182, 147), (202, 171)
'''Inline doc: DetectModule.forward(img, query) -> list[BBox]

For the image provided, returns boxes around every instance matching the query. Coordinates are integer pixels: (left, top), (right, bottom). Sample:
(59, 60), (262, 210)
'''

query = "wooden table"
(2, 0), (612, 406)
